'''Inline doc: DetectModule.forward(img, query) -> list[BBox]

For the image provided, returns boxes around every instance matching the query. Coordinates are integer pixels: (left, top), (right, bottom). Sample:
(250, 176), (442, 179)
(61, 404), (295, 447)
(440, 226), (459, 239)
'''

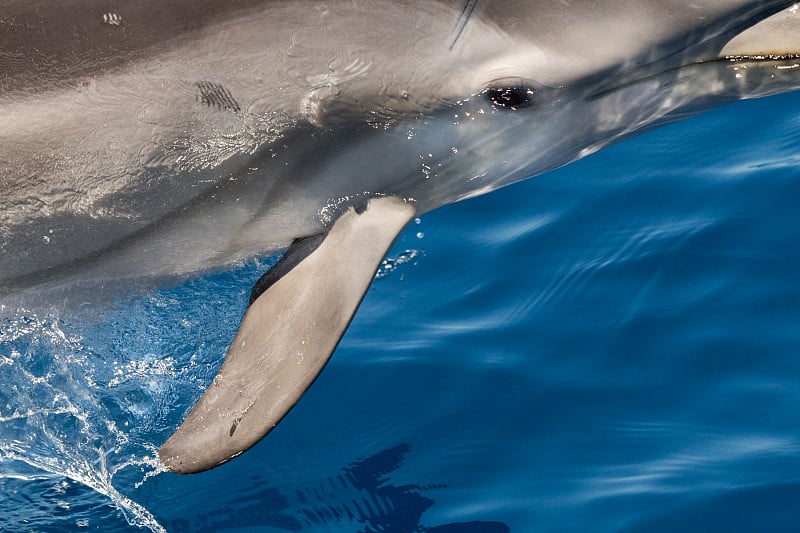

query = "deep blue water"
(1, 91), (800, 532)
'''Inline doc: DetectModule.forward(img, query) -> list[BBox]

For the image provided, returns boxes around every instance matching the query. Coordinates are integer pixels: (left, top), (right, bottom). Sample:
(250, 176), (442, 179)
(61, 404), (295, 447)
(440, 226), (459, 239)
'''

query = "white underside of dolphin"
(2, 0), (800, 473)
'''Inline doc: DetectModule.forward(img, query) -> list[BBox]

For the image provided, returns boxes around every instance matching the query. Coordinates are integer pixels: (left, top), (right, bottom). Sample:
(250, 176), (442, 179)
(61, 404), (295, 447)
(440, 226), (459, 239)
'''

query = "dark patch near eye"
(195, 81), (241, 113)
(482, 85), (535, 110)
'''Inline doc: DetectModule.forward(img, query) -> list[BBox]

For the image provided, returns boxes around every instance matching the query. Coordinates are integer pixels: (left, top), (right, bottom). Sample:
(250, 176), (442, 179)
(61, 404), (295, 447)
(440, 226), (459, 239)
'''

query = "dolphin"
(1, 1), (800, 474)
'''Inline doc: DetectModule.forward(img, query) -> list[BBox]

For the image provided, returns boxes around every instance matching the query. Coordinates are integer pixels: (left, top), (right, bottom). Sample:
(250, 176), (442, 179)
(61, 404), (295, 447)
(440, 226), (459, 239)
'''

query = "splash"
(0, 255), (277, 531)
(377, 249), (425, 279)
(0, 311), (166, 531)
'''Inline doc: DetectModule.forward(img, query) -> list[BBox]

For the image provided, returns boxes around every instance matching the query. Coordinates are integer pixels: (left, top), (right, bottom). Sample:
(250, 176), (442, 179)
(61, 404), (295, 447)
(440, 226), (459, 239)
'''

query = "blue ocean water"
(1, 90), (800, 532)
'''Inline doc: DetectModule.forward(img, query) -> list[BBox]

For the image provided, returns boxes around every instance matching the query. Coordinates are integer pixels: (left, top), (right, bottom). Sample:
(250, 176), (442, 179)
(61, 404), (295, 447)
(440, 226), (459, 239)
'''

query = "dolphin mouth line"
(724, 52), (800, 61)
(586, 53), (800, 101)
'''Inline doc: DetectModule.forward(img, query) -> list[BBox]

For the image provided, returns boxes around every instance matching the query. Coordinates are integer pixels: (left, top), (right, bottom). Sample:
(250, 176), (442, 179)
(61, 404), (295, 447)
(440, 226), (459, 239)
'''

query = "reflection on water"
(164, 444), (509, 532)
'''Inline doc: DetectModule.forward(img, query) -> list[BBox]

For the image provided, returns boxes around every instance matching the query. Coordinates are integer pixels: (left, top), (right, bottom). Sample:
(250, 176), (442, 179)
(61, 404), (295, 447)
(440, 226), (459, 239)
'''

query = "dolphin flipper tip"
(159, 196), (416, 474)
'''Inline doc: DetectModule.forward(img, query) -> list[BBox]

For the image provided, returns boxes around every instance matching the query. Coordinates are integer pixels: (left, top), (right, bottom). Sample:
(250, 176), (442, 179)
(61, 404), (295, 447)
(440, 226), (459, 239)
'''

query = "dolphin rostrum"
(1, 1), (800, 473)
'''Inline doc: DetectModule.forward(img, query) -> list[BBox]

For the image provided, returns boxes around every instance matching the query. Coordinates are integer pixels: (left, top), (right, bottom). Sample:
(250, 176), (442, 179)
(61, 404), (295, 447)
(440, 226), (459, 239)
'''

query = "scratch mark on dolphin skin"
(195, 81), (241, 113)
(450, 0), (480, 50)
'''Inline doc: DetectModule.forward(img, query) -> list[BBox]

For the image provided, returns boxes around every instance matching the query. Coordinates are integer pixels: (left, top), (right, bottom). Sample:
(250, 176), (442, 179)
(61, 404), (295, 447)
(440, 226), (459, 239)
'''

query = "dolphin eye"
(482, 82), (536, 110)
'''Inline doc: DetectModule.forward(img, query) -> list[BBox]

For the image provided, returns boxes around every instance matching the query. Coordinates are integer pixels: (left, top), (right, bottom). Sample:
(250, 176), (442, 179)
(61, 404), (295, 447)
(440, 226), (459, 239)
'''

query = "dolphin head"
(285, 1), (800, 215)
(446, 2), (800, 205)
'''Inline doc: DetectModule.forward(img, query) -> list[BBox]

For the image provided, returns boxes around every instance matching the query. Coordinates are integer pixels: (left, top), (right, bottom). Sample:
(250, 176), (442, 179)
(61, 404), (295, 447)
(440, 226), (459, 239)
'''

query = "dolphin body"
(1, 1), (800, 473)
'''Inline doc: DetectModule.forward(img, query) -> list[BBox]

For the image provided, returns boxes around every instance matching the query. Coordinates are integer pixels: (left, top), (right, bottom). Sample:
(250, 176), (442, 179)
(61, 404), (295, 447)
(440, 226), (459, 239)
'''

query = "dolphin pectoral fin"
(158, 196), (416, 474)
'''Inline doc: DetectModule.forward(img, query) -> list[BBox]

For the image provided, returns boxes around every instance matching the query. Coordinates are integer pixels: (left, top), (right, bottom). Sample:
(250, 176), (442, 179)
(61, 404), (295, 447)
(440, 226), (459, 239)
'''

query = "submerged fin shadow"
(162, 444), (511, 533)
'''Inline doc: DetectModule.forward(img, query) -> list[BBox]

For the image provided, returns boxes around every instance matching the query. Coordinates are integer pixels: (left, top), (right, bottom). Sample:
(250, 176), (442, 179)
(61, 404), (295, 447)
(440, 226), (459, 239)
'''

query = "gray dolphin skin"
(2, 1), (800, 473)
